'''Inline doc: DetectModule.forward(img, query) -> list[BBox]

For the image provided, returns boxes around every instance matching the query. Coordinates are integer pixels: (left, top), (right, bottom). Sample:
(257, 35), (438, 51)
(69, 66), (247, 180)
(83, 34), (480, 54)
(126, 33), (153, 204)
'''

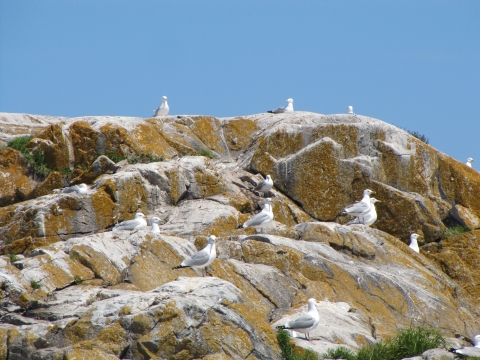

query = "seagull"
(154, 96), (169, 116)
(348, 106), (354, 115)
(253, 175), (273, 197)
(151, 217), (161, 233)
(172, 235), (217, 277)
(450, 335), (480, 357)
(276, 298), (320, 342)
(62, 183), (88, 195)
(112, 212), (147, 232)
(240, 198), (274, 233)
(342, 189), (374, 217)
(466, 158), (474, 168)
(267, 98), (294, 114)
(347, 198), (380, 227)
(408, 233), (420, 253)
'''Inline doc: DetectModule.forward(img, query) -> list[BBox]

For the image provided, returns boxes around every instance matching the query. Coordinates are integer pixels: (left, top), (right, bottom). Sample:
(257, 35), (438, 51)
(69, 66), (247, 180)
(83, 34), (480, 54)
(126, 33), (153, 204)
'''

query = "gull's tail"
(172, 265), (187, 270)
(276, 325), (290, 330)
(267, 111), (274, 114)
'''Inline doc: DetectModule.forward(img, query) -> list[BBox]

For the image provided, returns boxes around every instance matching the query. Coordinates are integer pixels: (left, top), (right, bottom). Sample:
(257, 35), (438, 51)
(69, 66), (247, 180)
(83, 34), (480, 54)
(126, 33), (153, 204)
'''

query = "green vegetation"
(7, 252), (18, 263)
(404, 129), (429, 145)
(7, 136), (52, 177)
(106, 152), (126, 163)
(443, 225), (471, 238)
(31, 280), (42, 290)
(58, 167), (73, 175)
(74, 275), (83, 285)
(278, 326), (446, 360)
(197, 148), (215, 159)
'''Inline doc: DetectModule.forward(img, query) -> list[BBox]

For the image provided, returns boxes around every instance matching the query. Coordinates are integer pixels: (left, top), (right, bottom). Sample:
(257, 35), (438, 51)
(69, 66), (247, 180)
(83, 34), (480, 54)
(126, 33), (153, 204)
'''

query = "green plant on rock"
(74, 275), (83, 285)
(7, 136), (33, 155)
(7, 136), (52, 177)
(106, 152), (126, 163)
(58, 167), (73, 175)
(7, 252), (18, 263)
(31, 280), (41, 290)
(197, 148), (215, 159)
(443, 225), (470, 238)
(322, 346), (356, 360)
(277, 330), (319, 360)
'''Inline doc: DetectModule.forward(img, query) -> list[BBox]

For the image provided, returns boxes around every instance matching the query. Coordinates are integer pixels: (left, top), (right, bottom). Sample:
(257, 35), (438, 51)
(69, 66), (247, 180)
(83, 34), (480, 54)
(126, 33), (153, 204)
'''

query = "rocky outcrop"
(1, 111), (480, 359)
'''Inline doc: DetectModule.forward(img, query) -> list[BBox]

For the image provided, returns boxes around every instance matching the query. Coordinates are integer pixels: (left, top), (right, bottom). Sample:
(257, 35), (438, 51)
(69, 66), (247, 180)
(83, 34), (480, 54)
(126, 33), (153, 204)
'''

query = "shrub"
(58, 167), (72, 175)
(7, 252), (18, 263)
(388, 326), (445, 359)
(107, 152), (126, 163)
(7, 136), (33, 154)
(322, 346), (356, 360)
(197, 148), (215, 159)
(443, 225), (470, 238)
(31, 280), (41, 290)
(7, 136), (52, 177)
(401, 128), (429, 145)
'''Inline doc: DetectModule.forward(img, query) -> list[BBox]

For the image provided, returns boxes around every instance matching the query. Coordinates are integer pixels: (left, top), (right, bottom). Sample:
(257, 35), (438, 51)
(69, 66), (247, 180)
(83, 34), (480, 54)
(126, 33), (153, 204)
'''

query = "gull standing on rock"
(112, 212), (147, 232)
(408, 233), (420, 253)
(342, 189), (374, 217)
(276, 298), (320, 342)
(150, 217), (162, 234)
(62, 183), (88, 195)
(347, 198), (380, 227)
(466, 157), (474, 168)
(253, 175), (273, 197)
(240, 198), (274, 233)
(267, 98), (294, 114)
(172, 235), (216, 277)
(450, 335), (480, 357)
(154, 96), (169, 116)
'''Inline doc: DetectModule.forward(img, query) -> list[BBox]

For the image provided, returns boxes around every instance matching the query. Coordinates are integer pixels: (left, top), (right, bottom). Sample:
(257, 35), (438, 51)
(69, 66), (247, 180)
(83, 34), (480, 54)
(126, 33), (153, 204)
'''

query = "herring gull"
(450, 335), (480, 357)
(408, 233), (420, 253)
(276, 298), (320, 341)
(253, 175), (273, 197)
(151, 217), (161, 234)
(112, 212), (147, 232)
(62, 183), (88, 195)
(347, 198), (380, 227)
(466, 158), (474, 168)
(342, 189), (374, 217)
(154, 96), (169, 116)
(268, 98), (294, 114)
(172, 235), (216, 276)
(241, 198), (274, 232)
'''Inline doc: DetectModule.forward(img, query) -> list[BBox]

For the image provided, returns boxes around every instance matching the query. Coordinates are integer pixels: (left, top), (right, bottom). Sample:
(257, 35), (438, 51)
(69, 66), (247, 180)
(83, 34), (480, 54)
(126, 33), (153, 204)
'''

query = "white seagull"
(112, 212), (147, 232)
(241, 198), (274, 233)
(62, 183), (88, 195)
(172, 235), (217, 277)
(150, 217), (161, 234)
(342, 189), (374, 217)
(466, 158), (474, 168)
(347, 198), (380, 227)
(348, 106), (354, 115)
(276, 298), (320, 341)
(450, 335), (480, 357)
(253, 175), (273, 197)
(268, 98), (294, 114)
(408, 233), (420, 253)
(154, 96), (169, 116)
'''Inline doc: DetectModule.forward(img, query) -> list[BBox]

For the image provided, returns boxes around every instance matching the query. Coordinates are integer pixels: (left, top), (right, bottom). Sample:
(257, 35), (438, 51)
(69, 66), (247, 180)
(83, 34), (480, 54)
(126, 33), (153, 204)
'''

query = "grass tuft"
(443, 225), (470, 238)
(31, 280), (42, 290)
(322, 346), (356, 360)
(197, 148), (215, 159)
(7, 136), (33, 154)
(106, 152), (126, 163)
(74, 275), (83, 285)
(7, 252), (18, 263)
(7, 136), (53, 177)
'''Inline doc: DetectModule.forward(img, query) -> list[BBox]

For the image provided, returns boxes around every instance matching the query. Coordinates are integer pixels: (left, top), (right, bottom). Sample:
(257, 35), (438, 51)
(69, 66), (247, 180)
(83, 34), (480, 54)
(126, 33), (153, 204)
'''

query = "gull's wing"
(62, 185), (80, 193)
(287, 313), (316, 330)
(182, 249), (210, 267)
(113, 219), (141, 231)
(454, 348), (480, 357)
(270, 105), (287, 114)
(244, 210), (272, 227)
(343, 201), (369, 215)
(254, 180), (267, 191)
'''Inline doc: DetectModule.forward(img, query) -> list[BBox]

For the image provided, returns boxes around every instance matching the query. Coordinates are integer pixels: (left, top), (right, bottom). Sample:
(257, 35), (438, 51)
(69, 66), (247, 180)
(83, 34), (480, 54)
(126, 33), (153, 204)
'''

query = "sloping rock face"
(1, 111), (480, 359)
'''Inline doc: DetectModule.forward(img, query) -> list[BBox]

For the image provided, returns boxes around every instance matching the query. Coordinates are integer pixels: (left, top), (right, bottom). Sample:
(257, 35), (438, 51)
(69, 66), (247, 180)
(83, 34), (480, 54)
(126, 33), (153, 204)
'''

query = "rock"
(421, 348), (455, 360)
(71, 155), (120, 184)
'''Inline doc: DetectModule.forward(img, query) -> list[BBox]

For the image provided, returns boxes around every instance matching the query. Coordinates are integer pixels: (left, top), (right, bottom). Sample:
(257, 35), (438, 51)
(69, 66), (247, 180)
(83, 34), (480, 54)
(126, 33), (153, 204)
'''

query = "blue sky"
(1, 1), (479, 164)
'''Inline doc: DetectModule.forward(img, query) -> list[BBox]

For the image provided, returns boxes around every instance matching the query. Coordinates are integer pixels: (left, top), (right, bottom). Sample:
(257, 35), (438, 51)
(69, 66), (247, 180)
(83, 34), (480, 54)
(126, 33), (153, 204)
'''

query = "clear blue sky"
(1, 1), (479, 164)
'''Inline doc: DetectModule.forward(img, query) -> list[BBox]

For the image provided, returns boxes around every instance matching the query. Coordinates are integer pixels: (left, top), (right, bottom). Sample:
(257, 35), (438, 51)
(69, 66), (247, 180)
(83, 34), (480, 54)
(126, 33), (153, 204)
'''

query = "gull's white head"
(264, 198), (272, 205)
(307, 298), (316, 309)
(370, 198), (381, 204)
(363, 189), (374, 196)
(162, 96), (168, 101)
(474, 335), (480, 347)
(151, 217), (161, 224)
(266, 175), (272, 181)
(79, 184), (88, 189)
(134, 212), (145, 219)
(208, 235), (217, 243)
(467, 157), (474, 163)
(410, 233), (419, 241)
(286, 98), (293, 103)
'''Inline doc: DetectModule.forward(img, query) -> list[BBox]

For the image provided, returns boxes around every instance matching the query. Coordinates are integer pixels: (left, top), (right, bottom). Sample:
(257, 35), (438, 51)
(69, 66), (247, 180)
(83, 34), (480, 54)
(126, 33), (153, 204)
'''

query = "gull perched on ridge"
(408, 233), (420, 253)
(347, 198), (380, 227)
(253, 175), (273, 197)
(267, 98), (294, 114)
(62, 183), (88, 195)
(276, 298), (320, 341)
(154, 96), (169, 116)
(342, 189), (374, 217)
(240, 198), (274, 233)
(150, 217), (161, 234)
(450, 335), (480, 357)
(112, 212), (147, 232)
(348, 106), (355, 115)
(466, 158), (475, 168)
(172, 235), (216, 277)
